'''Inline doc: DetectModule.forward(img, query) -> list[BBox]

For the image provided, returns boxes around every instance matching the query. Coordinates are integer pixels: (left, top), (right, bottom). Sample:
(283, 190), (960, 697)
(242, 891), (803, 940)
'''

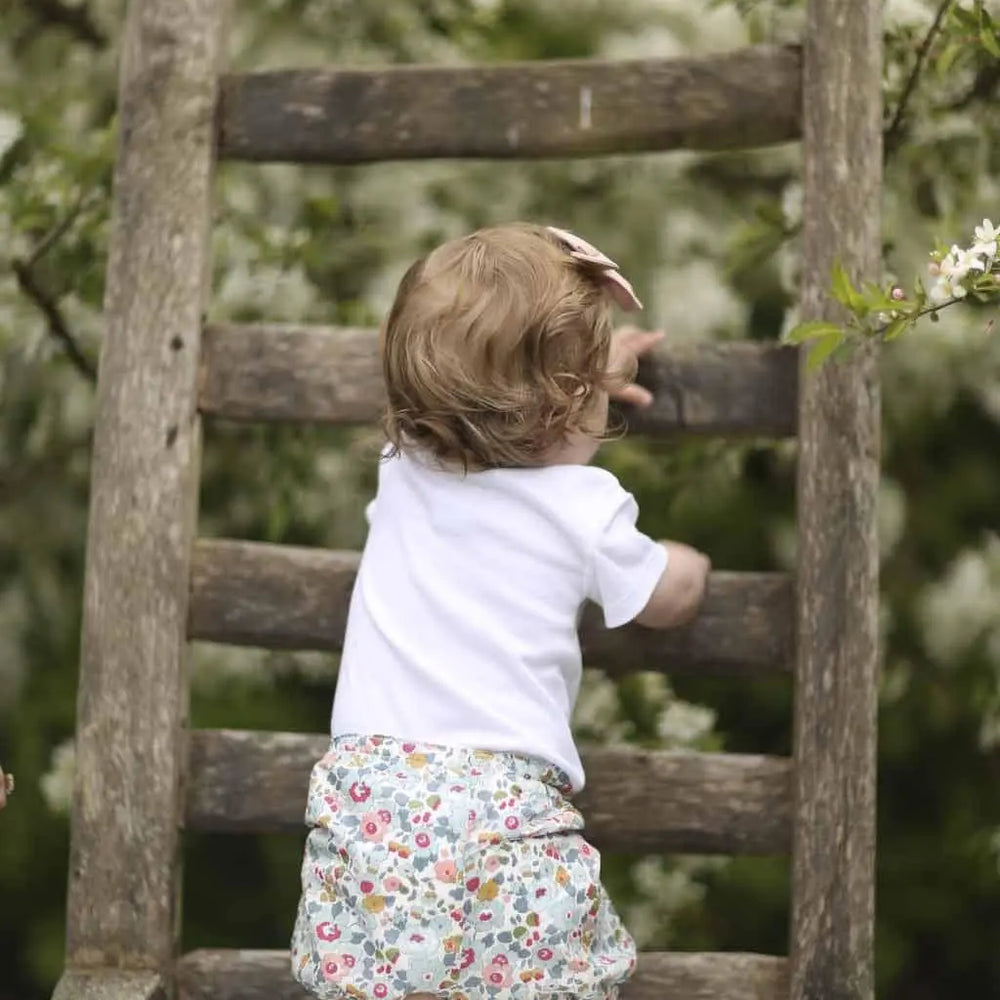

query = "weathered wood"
(217, 46), (802, 164)
(791, 0), (882, 998)
(65, 0), (225, 975)
(178, 948), (788, 1000)
(52, 970), (165, 1000)
(185, 729), (792, 855)
(199, 323), (800, 437)
(188, 539), (794, 676)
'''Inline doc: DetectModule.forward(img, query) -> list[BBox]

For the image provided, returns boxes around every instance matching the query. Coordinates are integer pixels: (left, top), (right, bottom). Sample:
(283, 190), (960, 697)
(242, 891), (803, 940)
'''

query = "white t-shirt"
(331, 448), (668, 791)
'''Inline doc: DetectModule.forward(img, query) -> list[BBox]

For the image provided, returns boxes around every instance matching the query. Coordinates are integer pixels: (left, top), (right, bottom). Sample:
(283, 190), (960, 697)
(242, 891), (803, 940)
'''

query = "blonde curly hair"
(380, 222), (635, 470)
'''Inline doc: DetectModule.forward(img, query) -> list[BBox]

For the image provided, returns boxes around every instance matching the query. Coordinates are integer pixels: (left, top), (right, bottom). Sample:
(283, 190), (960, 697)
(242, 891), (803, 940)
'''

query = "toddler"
(291, 222), (711, 1000)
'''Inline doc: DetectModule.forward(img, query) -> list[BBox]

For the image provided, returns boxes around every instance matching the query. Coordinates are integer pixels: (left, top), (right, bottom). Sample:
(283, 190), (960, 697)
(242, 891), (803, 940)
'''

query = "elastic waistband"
(327, 733), (573, 796)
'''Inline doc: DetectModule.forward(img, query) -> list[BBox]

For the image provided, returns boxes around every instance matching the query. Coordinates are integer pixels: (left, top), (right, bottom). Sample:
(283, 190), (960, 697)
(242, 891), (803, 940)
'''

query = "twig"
(23, 190), (98, 269)
(11, 259), (97, 382)
(19, 0), (106, 48)
(885, 0), (954, 154)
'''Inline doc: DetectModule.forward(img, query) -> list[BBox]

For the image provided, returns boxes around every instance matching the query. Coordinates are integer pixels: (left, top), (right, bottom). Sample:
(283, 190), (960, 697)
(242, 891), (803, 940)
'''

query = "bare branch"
(23, 190), (99, 269)
(885, 0), (953, 155)
(11, 259), (97, 383)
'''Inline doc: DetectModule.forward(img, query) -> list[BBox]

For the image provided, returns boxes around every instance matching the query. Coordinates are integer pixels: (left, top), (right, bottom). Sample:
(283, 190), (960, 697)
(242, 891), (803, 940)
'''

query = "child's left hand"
(608, 327), (664, 408)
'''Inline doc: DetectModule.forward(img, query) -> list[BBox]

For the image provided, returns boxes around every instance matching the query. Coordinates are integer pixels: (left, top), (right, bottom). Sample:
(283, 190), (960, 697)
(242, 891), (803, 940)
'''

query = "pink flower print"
(580, 843), (593, 856)
(537, 947), (554, 961)
(342, 955), (356, 968)
(535, 888), (547, 898)
(360, 880), (375, 894)
(504, 815), (519, 830)
(374, 986), (388, 999)
(569, 958), (589, 972)
(465, 877), (480, 892)
(377, 808), (392, 824)
(544, 844), (561, 859)
(415, 832), (431, 849)
(383, 876), (402, 892)
(459, 948), (476, 970)
(316, 922), (341, 942)
(361, 811), (388, 841)
(478, 911), (493, 923)
(348, 781), (371, 803)
(483, 958), (513, 988)
(435, 859), (458, 883)
(402, 742), (416, 753)
(409, 933), (425, 943)
(450, 908), (463, 922)
(323, 794), (340, 813)
(321, 955), (347, 981)
(484, 855), (501, 872)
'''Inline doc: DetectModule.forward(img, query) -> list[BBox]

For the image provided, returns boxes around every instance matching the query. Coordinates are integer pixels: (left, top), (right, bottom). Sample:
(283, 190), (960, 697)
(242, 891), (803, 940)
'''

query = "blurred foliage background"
(2, 0), (1000, 997)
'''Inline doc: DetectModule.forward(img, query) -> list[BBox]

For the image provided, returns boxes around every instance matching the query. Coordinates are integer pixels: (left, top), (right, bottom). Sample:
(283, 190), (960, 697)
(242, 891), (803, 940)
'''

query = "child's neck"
(544, 432), (600, 467)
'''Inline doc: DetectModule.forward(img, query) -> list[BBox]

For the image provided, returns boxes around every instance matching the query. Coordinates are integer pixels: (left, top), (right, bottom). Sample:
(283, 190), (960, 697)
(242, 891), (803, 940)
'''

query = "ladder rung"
(217, 46), (800, 165)
(199, 324), (799, 438)
(187, 539), (794, 677)
(178, 947), (788, 1000)
(185, 729), (791, 856)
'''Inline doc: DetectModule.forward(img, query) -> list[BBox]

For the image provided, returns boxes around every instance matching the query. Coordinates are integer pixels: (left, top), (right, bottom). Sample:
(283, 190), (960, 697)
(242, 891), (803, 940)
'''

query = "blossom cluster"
(928, 219), (1000, 303)
(785, 215), (1000, 367)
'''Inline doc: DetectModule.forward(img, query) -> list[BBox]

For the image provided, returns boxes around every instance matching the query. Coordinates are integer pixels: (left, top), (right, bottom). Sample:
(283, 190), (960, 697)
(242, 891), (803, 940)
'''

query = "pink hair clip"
(546, 225), (643, 312)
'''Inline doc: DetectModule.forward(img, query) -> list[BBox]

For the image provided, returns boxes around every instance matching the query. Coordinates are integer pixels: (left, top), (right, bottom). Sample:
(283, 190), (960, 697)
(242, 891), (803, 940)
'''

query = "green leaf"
(950, 4), (981, 30)
(882, 315), (910, 341)
(783, 320), (843, 345)
(831, 260), (853, 306)
(831, 260), (867, 314)
(936, 40), (964, 77)
(861, 281), (898, 311)
(806, 331), (844, 371)
(980, 24), (1000, 58)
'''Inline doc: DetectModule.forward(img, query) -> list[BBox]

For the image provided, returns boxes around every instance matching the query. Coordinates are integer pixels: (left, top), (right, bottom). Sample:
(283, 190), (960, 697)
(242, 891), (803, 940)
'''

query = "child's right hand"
(633, 542), (711, 629)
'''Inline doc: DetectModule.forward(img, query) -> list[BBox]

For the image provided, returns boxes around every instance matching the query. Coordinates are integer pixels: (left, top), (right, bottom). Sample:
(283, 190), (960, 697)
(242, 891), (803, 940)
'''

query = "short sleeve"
(586, 491), (668, 628)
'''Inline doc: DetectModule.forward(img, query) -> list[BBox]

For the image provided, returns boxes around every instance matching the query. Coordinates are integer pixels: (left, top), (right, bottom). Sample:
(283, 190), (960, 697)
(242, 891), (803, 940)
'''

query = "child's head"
(380, 222), (640, 470)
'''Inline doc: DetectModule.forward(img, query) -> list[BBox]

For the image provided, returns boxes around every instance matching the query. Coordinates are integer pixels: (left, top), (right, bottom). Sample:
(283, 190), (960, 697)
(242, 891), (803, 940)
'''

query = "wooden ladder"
(54, 1), (882, 999)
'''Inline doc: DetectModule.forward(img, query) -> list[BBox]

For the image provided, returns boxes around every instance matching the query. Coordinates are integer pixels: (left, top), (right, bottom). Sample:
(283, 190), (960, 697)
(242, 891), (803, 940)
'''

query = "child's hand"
(608, 327), (664, 408)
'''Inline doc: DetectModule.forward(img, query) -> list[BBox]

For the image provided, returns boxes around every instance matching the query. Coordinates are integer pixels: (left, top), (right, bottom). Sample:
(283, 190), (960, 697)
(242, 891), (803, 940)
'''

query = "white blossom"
(919, 534), (1000, 667)
(0, 110), (23, 159)
(40, 739), (76, 815)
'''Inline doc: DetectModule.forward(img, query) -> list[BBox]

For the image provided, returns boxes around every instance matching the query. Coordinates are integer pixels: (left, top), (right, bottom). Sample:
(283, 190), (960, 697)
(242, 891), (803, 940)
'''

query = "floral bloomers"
(291, 735), (635, 1000)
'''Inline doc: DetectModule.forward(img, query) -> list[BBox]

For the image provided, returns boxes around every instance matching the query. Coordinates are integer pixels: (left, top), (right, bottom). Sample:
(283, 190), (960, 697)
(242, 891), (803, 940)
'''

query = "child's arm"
(633, 542), (711, 629)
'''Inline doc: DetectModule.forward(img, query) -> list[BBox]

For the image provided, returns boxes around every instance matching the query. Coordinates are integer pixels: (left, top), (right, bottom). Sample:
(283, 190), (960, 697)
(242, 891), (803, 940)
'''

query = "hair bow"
(546, 225), (643, 312)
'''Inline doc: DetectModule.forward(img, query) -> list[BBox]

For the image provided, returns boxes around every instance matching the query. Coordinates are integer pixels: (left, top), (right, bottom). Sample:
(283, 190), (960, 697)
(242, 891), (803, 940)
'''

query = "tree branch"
(18, 0), (106, 48)
(885, 0), (954, 156)
(11, 260), (97, 383)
